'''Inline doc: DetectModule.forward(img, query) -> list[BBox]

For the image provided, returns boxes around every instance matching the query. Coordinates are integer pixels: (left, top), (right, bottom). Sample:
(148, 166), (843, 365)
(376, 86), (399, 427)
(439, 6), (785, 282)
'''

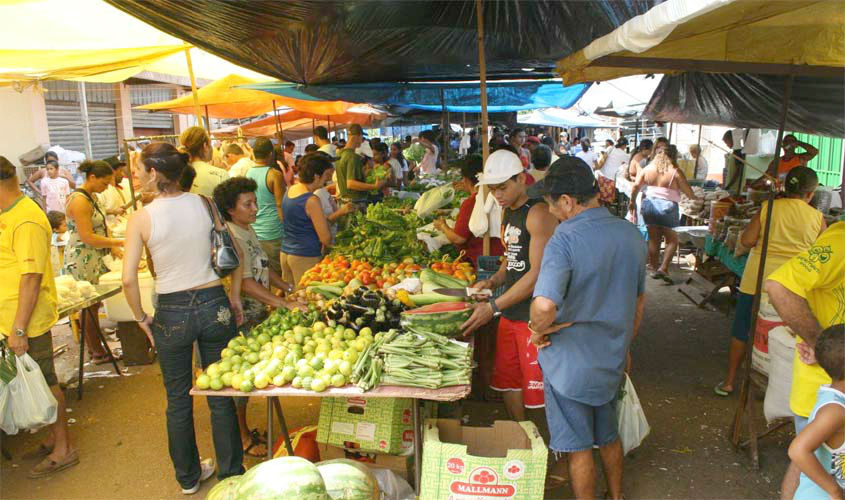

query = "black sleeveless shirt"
(501, 199), (537, 321)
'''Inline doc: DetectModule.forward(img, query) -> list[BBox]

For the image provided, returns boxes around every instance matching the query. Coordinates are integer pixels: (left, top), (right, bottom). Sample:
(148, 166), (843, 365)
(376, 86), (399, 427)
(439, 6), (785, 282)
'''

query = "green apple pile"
(195, 307), (378, 393)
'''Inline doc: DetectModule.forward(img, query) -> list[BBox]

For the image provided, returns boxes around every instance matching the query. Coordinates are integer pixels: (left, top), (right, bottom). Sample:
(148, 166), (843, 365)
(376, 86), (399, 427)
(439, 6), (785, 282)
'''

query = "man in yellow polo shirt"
(0, 156), (77, 478)
(765, 221), (845, 499)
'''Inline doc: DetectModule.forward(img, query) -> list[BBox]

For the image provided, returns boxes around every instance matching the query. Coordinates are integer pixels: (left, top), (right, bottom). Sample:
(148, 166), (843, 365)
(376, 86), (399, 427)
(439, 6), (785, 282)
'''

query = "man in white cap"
(462, 149), (558, 421)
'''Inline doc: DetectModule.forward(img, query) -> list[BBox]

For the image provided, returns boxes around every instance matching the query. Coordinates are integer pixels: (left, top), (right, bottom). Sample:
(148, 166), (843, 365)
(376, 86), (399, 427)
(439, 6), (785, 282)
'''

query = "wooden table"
(58, 284), (123, 400)
(190, 383), (470, 494)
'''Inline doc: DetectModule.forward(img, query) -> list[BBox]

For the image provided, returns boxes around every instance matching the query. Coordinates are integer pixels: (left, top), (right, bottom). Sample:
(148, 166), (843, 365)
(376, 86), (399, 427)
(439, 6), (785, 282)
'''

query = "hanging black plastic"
(643, 72), (845, 138)
(105, 0), (658, 85)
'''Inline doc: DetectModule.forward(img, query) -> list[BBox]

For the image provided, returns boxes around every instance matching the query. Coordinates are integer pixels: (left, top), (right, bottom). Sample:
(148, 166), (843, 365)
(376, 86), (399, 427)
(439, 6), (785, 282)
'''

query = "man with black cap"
(335, 124), (385, 206)
(527, 156), (647, 500)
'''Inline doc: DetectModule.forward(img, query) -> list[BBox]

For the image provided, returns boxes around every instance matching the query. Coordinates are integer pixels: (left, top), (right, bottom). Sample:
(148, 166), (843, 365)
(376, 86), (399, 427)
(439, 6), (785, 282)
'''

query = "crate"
(476, 256), (505, 298)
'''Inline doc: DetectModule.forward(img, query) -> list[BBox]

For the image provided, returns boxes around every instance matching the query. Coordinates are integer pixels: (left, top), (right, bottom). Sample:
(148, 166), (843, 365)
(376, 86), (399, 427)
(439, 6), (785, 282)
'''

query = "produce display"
(331, 203), (431, 266)
(299, 255), (422, 292)
(325, 288), (406, 332)
(54, 275), (97, 309)
(400, 302), (472, 337)
(316, 459), (380, 500)
(350, 328), (472, 391)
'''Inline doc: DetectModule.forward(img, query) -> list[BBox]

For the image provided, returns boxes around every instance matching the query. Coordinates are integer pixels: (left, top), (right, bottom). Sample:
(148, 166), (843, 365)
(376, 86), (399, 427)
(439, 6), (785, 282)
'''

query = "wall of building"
(0, 86), (50, 177)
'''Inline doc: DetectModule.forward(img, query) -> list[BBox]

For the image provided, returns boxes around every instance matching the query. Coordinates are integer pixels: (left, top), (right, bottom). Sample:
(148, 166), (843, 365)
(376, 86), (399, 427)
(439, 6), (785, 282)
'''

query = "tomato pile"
(300, 255), (423, 289)
(430, 259), (476, 284)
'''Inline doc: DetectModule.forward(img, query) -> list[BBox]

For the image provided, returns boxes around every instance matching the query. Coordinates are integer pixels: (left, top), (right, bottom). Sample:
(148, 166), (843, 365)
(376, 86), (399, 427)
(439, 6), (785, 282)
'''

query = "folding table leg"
(87, 307), (121, 376)
(413, 398), (422, 496)
(272, 398), (294, 456)
(266, 397), (274, 460)
(77, 316), (85, 400)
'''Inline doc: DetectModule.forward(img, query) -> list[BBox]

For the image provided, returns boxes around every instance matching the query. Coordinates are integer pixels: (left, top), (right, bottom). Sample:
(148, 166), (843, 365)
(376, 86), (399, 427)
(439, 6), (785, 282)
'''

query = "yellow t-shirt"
(0, 196), (58, 337)
(738, 198), (823, 295)
(767, 221), (845, 417)
(190, 160), (228, 198)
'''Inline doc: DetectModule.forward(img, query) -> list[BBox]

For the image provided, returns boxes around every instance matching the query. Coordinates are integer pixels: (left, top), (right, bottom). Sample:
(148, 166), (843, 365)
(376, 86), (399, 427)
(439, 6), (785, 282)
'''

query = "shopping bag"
(616, 374), (650, 455)
(7, 353), (58, 433)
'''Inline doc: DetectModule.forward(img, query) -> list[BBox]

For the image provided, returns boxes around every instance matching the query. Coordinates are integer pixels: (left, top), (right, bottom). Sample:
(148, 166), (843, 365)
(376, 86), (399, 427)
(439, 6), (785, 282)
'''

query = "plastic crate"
(476, 255), (506, 298)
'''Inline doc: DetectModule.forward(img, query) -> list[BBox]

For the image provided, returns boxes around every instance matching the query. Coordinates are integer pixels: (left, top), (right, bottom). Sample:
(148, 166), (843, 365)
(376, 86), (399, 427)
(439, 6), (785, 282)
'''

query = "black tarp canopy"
(105, 0), (659, 84)
(643, 72), (845, 138)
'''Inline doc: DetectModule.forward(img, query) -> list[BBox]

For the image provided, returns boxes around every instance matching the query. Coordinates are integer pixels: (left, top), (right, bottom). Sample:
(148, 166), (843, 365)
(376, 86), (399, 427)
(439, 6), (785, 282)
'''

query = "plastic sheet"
(643, 72), (845, 138)
(104, 0), (655, 84)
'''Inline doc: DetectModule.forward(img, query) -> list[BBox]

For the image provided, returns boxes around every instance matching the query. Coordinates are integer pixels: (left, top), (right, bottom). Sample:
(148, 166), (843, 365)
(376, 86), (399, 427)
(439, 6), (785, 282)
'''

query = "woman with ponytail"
(121, 142), (244, 493)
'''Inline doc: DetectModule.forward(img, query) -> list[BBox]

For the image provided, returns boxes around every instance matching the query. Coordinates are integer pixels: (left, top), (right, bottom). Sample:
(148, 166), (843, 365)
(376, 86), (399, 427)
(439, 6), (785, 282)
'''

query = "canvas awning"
(0, 0), (271, 85)
(518, 108), (611, 129)
(218, 107), (386, 138)
(240, 80), (590, 113)
(136, 74), (353, 118)
(104, 0), (655, 84)
(557, 0), (845, 85)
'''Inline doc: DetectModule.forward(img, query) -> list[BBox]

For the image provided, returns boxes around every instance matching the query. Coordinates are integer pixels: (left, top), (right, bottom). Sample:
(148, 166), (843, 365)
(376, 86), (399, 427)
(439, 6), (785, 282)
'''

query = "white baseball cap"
(477, 149), (524, 185)
(356, 140), (373, 158)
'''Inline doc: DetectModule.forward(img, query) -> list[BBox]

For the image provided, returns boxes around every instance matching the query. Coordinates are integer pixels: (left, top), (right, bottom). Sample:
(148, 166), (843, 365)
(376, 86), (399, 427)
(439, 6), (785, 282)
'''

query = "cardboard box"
(420, 419), (548, 500)
(318, 443), (412, 482)
(317, 397), (415, 455)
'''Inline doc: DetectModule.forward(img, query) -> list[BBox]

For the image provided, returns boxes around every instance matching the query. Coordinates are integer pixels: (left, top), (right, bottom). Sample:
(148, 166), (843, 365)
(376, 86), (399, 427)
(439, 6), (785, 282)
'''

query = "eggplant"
(361, 291), (381, 308)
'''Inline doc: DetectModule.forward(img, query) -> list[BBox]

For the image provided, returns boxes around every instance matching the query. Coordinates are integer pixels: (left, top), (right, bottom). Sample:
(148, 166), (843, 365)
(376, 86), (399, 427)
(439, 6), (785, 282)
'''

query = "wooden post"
(731, 74), (795, 470)
(204, 105), (211, 131)
(272, 100), (281, 134)
(476, 0), (491, 256)
(182, 45), (204, 129)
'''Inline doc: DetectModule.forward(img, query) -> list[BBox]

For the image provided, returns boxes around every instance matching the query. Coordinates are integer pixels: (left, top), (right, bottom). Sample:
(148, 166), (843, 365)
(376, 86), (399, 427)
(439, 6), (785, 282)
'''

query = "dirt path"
(1, 270), (789, 499)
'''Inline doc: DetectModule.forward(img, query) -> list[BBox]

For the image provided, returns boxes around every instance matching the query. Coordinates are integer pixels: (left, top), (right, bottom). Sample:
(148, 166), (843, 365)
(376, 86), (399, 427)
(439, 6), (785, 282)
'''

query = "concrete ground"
(0, 263), (790, 500)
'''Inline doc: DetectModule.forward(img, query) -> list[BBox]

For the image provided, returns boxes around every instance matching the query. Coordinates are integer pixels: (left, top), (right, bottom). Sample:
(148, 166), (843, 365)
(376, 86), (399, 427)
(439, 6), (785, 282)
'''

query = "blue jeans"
(641, 197), (680, 228)
(153, 286), (243, 488)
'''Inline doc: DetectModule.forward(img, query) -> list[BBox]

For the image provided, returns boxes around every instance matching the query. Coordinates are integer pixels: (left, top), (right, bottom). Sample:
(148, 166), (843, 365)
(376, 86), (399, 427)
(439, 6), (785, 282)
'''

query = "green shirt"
(335, 149), (366, 200)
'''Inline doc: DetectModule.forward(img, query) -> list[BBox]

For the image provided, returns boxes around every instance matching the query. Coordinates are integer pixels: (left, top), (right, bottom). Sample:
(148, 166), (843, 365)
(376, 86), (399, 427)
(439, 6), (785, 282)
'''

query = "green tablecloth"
(704, 235), (748, 277)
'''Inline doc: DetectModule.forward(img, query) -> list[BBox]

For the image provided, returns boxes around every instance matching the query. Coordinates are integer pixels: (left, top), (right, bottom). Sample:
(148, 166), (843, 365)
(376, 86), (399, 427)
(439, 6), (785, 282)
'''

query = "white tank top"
(145, 192), (220, 294)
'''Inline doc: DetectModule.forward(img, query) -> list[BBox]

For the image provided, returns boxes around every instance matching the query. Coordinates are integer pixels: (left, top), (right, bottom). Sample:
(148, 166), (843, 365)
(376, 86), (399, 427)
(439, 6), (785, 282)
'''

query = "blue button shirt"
(533, 207), (646, 406)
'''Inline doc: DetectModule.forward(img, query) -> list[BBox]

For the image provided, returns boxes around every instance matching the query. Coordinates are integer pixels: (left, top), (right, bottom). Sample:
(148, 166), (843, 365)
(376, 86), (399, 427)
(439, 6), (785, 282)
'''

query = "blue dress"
(794, 385), (845, 500)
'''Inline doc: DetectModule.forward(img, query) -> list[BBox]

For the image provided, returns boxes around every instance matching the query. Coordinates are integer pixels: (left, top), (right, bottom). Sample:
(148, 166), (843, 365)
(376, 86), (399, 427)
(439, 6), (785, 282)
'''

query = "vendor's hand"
(461, 302), (494, 336)
(111, 246), (124, 259)
(797, 341), (817, 365)
(433, 218), (447, 231)
(230, 296), (245, 326)
(137, 315), (154, 347)
(471, 279), (495, 296)
(340, 202), (356, 215)
(376, 179), (388, 190)
(7, 332), (29, 356)
(527, 321), (572, 349)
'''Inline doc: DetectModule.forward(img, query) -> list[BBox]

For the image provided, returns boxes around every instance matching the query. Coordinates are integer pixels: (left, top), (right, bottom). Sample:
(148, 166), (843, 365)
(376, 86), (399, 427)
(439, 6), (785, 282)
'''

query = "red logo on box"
(449, 467), (516, 498)
(446, 458), (465, 475)
(347, 397), (367, 407)
(378, 439), (387, 449)
(402, 409), (411, 424)
(402, 429), (414, 443)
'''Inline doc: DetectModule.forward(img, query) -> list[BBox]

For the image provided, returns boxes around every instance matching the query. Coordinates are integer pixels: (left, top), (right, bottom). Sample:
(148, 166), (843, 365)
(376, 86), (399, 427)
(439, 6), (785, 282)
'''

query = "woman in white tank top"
(122, 143), (245, 492)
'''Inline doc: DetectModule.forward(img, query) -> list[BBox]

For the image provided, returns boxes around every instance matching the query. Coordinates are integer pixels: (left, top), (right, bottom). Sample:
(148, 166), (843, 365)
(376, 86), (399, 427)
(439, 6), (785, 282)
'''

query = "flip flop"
(714, 383), (733, 397)
(22, 444), (53, 460)
(544, 474), (568, 491)
(28, 449), (79, 479)
(91, 354), (122, 365)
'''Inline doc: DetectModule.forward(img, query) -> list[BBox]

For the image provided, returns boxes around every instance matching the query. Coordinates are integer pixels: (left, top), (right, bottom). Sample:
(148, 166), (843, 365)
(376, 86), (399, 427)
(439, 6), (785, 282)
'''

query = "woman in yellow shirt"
(715, 167), (826, 395)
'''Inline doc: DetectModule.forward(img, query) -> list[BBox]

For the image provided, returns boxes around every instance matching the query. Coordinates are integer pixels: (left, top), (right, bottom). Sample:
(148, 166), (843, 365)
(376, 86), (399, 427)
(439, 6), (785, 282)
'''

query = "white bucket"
(98, 271), (155, 322)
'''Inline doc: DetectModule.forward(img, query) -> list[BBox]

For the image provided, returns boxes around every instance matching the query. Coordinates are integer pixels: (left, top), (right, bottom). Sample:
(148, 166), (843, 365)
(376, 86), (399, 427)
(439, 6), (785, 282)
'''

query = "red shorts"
(490, 317), (545, 408)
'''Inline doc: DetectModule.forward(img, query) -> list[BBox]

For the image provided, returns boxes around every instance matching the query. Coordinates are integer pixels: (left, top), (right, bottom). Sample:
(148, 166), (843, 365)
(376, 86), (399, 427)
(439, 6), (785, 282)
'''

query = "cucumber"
(408, 292), (463, 306)
(420, 268), (469, 289)
(307, 285), (343, 298)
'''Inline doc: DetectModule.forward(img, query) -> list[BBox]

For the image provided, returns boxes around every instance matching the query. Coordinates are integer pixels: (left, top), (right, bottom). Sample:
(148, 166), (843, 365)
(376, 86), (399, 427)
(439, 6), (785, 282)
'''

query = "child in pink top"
(40, 162), (71, 213)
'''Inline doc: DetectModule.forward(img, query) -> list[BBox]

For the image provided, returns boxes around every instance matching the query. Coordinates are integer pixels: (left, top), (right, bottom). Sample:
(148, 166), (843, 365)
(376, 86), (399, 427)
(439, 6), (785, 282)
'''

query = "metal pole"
(440, 88), (448, 168)
(476, 0), (491, 256)
(693, 125), (703, 179)
(731, 74), (795, 470)
(77, 82), (93, 160)
(204, 105), (211, 131)
(182, 45), (204, 129)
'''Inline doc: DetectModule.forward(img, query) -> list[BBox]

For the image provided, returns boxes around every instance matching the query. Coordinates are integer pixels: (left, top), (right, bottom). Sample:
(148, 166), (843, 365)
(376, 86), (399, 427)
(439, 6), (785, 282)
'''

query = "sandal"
(544, 474), (568, 491)
(243, 429), (268, 458)
(91, 353), (122, 365)
(28, 449), (79, 478)
(22, 444), (54, 460)
(714, 382), (734, 397)
(604, 491), (625, 499)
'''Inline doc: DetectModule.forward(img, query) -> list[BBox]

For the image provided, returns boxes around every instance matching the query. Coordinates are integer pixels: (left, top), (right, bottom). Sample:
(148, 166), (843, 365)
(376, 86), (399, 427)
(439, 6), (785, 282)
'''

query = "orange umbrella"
(136, 74), (353, 118)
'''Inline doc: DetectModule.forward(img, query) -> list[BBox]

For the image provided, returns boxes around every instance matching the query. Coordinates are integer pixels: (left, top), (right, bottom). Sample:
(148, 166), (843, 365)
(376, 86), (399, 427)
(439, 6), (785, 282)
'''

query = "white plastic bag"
(764, 326), (796, 423)
(7, 353), (58, 433)
(417, 221), (451, 252)
(468, 189), (488, 237)
(616, 374), (650, 455)
(371, 468), (414, 500)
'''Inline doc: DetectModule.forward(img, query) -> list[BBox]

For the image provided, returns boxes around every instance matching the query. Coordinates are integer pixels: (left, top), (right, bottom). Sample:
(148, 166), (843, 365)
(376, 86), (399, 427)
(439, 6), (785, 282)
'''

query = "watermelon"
(206, 476), (241, 500)
(400, 302), (472, 337)
(316, 459), (380, 500)
(236, 456), (329, 500)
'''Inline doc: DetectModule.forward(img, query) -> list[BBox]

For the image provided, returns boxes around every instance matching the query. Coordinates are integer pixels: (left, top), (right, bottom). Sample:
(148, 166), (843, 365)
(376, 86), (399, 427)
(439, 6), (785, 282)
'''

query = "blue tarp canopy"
(518, 108), (610, 128)
(241, 80), (590, 113)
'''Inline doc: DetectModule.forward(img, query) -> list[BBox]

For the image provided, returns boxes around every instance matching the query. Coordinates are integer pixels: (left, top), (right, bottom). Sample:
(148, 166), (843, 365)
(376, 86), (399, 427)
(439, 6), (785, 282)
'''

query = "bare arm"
(268, 169), (285, 223)
(66, 196), (123, 248)
(26, 169), (44, 193)
(347, 178), (382, 192)
(764, 279), (822, 345)
(60, 168), (76, 188)
(740, 212), (761, 249)
(242, 278), (285, 309)
(628, 169), (647, 211)
(6, 274), (41, 355)
(675, 169), (697, 199)
(435, 219), (468, 246)
(268, 267), (293, 293)
(122, 210), (154, 344)
(788, 405), (845, 500)
(305, 195), (333, 249)
(631, 294), (646, 343)
(328, 203), (353, 222)
(796, 141), (819, 163)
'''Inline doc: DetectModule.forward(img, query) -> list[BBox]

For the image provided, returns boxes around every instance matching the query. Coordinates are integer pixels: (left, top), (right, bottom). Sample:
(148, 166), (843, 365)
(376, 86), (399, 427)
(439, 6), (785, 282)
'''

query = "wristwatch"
(14, 328), (25, 337)
(489, 300), (502, 318)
